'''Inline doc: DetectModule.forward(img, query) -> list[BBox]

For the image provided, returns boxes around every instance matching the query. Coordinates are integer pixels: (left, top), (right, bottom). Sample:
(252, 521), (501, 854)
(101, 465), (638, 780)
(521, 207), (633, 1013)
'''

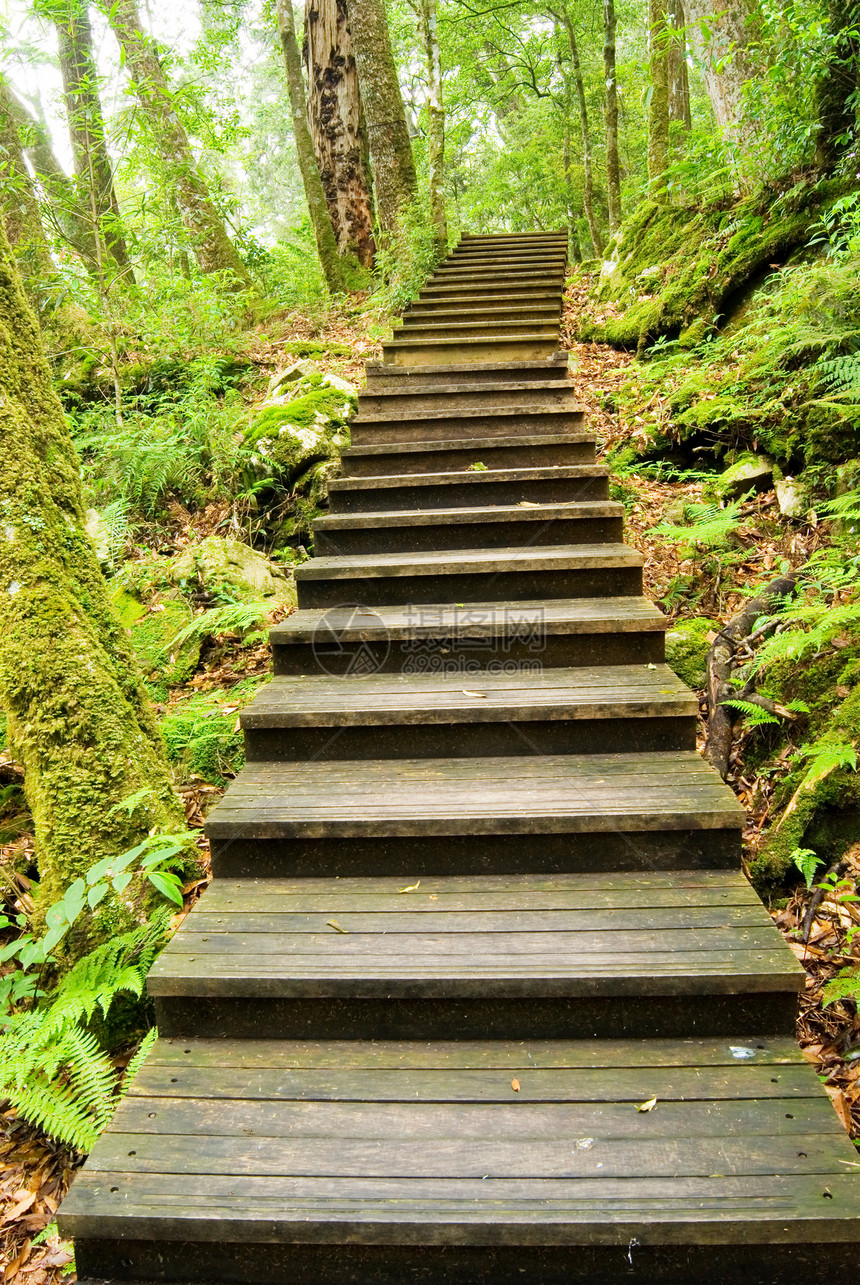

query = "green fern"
(166, 601), (270, 652)
(790, 846), (822, 889)
(653, 497), (745, 550)
(721, 698), (781, 728)
(822, 965), (860, 1007)
(0, 916), (169, 1151)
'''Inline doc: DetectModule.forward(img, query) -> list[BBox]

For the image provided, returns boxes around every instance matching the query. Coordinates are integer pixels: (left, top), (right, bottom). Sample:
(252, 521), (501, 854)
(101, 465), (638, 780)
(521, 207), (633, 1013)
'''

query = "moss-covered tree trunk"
(56, 0), (134, 285)
(347, 0), (418, 245)
(303, 0), (375, 268)
(103, 0), (251, 287)
(416, 0), (447, 257)
(648, 0), (670, 189)
(559, 5), (602, 256)
(0, 221), (185, 913)
(603, 0), (622, 236)
(277, 0), (346, 293)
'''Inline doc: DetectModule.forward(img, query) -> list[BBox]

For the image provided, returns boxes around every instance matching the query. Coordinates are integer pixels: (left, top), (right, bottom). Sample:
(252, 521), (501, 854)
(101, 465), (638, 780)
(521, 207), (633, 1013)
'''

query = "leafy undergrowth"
(565, 269), (860, 1140)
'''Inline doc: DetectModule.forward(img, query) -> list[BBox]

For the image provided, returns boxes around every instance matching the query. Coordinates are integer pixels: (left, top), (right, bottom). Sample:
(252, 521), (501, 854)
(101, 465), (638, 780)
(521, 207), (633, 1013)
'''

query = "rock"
(664, 617), (715, 689)
(172, 536), (296, 608)
(265, 362), (313, 400)
(775, 475), (808, 519)
(244, 372), (356, 490)
(713, 452), (773, 501)
(127, 598), (201, 697)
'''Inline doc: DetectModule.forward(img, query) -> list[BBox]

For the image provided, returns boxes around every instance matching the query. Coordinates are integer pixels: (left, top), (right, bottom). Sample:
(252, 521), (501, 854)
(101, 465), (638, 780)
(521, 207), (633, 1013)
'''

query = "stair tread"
(295, 543), (641, 580)
(59, 1034), (859, 1244)
(314, 501), (621, 529)
(205, 750), (745, 838)
(355, 407), (584, 424)
(241, 664), (695, 725)
(147, 864), (799, 993)
(329, 465), (608, 492)
(343, 434), (592, 455)
(270, 596), (667, 644)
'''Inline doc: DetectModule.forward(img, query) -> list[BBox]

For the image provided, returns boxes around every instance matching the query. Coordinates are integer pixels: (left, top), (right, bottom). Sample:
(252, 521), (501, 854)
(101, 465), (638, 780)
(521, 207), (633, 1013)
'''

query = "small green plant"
(790, 846), (823, 889)
(652, 497), (745, 550)
(468, 461), (488, 471)
(822, 966), (860, 1008)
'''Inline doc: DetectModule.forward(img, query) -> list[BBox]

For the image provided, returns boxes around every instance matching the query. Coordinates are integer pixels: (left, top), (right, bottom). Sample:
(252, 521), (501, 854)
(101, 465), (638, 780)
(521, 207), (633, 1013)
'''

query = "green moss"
(664, 617), (713, 689)
(159, 677), (265, 785)
(109, 586), (147, 630)
(128, 600), (201, 699)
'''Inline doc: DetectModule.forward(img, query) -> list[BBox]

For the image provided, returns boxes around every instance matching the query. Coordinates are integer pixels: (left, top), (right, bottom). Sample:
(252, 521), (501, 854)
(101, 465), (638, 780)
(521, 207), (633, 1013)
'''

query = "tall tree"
(815, 0), (860, 168)
(667, 0), (691, 129)
(684, 0), (764, 149)
(0, 80), (89, 346)
(648, 0), (670, 188)
(603, 0), (622, 234)
(347, 0), (418, 244)
(102, 0), (252, 285)
(303, 0), (375, 268)
(56, 0), (133, 283)
(415, 0), (447, 255)
(277, 0), (346, 291)
(555, 4), (603, 255)
(0, 218), (185, 914)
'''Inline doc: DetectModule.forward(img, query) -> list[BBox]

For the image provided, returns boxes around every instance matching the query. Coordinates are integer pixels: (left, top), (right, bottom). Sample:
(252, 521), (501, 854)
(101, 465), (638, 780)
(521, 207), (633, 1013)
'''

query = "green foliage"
(664, 617), (713, 688)
(721, 698), (782, 729)
(790, 846), (822, 889)
(0, 919), (167, 1150)
(159, 677), (265, 784)
(653, 497), (745, 550)
(822, 965), (860, 1007)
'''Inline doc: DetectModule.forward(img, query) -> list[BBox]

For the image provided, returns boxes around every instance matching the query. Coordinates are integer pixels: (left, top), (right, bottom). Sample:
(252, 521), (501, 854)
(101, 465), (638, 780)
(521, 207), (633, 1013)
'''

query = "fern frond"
(120, 1027), (158, 1098)
(653, 498), (744, 549)
(721, 698), (781, 727)
(822, 965), (860, 1007)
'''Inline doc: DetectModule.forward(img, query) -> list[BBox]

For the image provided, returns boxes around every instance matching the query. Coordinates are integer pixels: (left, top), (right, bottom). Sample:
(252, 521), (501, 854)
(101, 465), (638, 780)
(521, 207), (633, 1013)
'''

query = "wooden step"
(382, 335), (561, 367)
(270, 596), (669, 676)
(294, 543), (640, 609)
(314, 501), (621, 555)
(146, 871), (800, 1040)
(340, 434), (595, 476)
(351, 407), (585, 445)
(358, 379), (580, 415)
(402, 295), (563, 317)
(63, 1034), (860, 1285)
(240, 663), (696, 760)
(204, 751), (744, 878)
(327, 466), (609, 514)
(420, 278), (566, 296)
(363, 354), (568, 386)
(396, 318), (561, 339)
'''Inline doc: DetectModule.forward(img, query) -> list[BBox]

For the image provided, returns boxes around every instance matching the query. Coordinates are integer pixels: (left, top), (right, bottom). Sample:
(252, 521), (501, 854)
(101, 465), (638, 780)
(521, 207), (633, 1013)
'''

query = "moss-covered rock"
(595, 178), (856, 351)
(664, 617), (714, 689)
(711, 452), (774, 500)
(127, 599), (201, 698)
(172, 536), (296, 608)
(159, 677), (266, 785)
(244, 371), (355, 491)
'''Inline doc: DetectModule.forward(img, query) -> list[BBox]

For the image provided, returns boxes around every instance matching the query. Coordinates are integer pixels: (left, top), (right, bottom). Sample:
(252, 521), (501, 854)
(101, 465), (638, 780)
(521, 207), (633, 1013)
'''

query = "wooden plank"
(106, 1095), (843, 1140)
(295, 544), (639, 580)
(185, 907), (770, 933)
(145, 1037), (804, 1070)
(85, 1132), (850, 1181)
(127, 1064), (820, 1103)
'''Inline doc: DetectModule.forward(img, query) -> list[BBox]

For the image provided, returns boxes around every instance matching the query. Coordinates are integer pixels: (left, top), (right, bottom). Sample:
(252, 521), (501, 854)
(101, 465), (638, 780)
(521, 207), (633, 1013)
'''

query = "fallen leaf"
(398, 881), (421, 893)
(462, 690), (487, 698)
(637, 1097), (658, 1112)
(326, 919), (349, 934)
(511, 1078), (521, 1092)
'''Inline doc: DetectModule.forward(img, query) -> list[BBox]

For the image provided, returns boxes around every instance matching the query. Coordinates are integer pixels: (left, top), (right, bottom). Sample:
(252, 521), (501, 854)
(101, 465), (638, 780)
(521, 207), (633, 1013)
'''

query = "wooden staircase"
(60, 233), (860, 1283)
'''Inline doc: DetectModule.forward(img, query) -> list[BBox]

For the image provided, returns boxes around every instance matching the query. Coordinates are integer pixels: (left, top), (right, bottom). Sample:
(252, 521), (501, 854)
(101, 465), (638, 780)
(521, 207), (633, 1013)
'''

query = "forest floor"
(1, 274), (859, 1281)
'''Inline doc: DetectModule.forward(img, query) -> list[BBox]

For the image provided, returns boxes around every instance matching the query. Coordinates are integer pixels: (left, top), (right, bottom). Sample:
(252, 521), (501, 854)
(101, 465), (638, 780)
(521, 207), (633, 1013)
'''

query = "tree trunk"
(346, 0), (418, 244)
(56, 0), (134, 285)
(648, 0), (670, 189)
(303, 0), (375, 267)
(103, 0), (252, 286)
(667, 0), (692, 129)
(0, 82), (89, 347)
(0, 221), (185, 914)
(683, 0), (764, 149)
(815, 0), (860, 169)
(277, 0), (346, 292)
(603, 0), (622, 234)
(416, 0), (447, 256)
(558, 6), (603, 256)
(1, 81), (99, 265)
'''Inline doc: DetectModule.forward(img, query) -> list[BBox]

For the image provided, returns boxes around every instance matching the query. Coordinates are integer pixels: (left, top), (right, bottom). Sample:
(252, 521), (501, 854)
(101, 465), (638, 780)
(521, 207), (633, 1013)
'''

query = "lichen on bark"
(0, 222), (185, 917)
